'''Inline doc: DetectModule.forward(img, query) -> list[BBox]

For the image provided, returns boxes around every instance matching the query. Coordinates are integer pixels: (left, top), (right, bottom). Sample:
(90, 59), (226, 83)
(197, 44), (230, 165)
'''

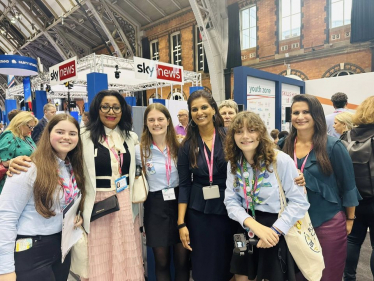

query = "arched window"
(322, 63), (365, 78)
(278, 69), (309, 80)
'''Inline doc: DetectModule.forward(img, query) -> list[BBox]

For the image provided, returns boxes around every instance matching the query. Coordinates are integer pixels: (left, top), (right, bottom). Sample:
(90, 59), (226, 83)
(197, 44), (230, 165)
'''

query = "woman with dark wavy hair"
(177, 90), (235, 281)
(281, 94), (361, 281)
(224, 111), (309, 281)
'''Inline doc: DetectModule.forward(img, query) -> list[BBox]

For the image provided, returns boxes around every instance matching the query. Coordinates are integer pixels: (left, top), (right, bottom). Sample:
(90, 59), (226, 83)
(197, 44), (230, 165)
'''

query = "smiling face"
(333, 118), (346, 134)
(190, 97), (216, 128)
(219, 106), (237, 128)
(291, 101), (315, 133)
(99, 96), (122, 129)
(146, 109), (169, 138)
(50, 120), (79, 160)
(234, 123), (260, 157)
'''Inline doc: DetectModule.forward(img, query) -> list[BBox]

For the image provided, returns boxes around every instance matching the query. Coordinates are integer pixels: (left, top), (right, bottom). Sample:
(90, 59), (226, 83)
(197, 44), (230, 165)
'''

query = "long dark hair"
(86, 90), (132, 145)
(140, 103), (179, 164)
(32, 114), (85, 218)
(283, 94), (332, 175)
(183, 90), (225, 168)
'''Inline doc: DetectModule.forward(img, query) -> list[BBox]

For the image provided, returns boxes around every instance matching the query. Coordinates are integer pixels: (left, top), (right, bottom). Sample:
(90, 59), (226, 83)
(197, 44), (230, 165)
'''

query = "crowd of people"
(0, 90), (372, 281)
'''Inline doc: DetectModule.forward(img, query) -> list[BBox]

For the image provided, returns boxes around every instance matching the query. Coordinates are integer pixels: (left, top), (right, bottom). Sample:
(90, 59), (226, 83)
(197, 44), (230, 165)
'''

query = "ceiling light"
(10, 17), (17, 23)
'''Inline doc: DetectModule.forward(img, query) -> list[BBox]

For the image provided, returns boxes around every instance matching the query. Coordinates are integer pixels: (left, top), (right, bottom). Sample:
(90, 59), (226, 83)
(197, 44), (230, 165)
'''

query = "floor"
(68, 232), (372, 281)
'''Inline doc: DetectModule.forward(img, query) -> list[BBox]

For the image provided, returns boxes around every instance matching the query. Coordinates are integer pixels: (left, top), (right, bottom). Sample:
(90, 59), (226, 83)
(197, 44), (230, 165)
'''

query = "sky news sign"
(134, 57), (184, 85)
(49, 56), (77, 86)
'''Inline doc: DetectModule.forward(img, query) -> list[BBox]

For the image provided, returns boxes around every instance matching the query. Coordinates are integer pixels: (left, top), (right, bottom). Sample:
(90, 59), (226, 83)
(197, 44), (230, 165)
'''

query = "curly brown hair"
(225, 111), (275, 175)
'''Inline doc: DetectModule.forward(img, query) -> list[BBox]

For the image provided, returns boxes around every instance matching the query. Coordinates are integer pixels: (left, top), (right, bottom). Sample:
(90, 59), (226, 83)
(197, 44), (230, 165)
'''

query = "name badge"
(162, 188), (176, 201)
(115, 175), (128, 193)
(202, 185), (220, 200)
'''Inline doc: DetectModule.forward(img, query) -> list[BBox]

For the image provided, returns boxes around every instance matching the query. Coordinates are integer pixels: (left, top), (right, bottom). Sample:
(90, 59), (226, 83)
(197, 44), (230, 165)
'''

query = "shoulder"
(326, 135), (341, 151)
(8, 162), (37, 184)
(0, 130), (14, 141)
(127, 131), (138, 144)
(275, 150), (293, 166)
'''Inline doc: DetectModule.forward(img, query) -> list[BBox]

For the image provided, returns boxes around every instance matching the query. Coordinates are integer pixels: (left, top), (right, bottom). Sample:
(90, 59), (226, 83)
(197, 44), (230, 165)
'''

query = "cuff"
(342, 188), (362, 207)
(0, 253), (15, 274)
(237, 211), (251, 229)
(273, 218), (290, 235)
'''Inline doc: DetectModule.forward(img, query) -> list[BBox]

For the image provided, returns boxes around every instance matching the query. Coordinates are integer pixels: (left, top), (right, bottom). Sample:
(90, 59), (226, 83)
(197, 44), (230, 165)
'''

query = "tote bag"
(273, 156), (325, 281)
(132, 171), (149, 203)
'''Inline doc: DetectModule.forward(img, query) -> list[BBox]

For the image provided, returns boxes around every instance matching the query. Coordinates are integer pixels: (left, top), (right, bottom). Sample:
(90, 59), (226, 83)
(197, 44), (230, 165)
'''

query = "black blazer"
(31, 117), (47, 144)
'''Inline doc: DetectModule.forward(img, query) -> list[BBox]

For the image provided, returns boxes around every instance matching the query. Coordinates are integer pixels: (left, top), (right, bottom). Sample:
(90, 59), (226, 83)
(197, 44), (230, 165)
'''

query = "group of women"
(0, 89), (364, 281)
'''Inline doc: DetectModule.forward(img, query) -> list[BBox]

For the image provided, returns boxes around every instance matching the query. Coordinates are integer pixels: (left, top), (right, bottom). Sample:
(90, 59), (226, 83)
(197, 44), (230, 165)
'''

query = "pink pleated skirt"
(87, 188), (144, 281)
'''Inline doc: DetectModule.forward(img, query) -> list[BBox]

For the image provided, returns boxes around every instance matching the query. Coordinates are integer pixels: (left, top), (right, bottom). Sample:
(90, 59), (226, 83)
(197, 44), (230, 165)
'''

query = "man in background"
(326, 92), (349, 138)
(31, 103), (56, 143)
(175, 109), (188, 142)
(81, 111), (89, 127)
(7, 109), (21, 123)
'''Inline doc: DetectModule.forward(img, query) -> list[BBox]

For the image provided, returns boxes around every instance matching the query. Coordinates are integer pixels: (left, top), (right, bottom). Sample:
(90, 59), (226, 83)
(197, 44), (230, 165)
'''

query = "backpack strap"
(347, 131), (352, 142)
(346, 131), (357, 152)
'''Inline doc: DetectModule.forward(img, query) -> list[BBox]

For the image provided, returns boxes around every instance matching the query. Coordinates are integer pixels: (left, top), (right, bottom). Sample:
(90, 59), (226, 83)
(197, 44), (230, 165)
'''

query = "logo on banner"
(49, 57), (77, 86)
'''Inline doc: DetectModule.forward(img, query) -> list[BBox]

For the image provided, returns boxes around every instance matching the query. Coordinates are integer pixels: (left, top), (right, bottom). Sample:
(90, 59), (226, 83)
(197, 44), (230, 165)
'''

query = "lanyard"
(152, 142), (172, 187)
(105, 137), (123, 174)
(240, 158), (258, 219)
(203, 129), (216, 185)
(24, 138), (36, 151)
(293, 138), (313, 172)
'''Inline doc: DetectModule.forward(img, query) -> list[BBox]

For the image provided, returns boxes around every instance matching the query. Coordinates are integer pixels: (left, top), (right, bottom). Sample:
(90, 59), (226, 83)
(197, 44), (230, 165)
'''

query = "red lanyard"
(293, 138), (313, 172)
(105, 137), (123, 174)
(203, 129), (216, 185)
(152, 142), (172, 187)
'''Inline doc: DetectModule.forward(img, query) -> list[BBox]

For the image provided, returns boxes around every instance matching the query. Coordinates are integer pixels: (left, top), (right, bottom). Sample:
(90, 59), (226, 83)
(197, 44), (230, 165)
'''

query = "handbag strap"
(139, 144), (146, 177)
(272, 151), (287, 216)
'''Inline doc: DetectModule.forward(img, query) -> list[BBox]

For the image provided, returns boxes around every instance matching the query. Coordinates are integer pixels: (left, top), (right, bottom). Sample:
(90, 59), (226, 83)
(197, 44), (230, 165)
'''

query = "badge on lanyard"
(115, 175), (128, 193)
(202, 130), (220, 200)
(162, 188), (176, 201)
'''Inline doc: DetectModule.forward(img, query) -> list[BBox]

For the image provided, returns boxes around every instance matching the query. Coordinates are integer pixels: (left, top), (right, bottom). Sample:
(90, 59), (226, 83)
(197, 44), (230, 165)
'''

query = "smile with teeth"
(106, 116), (116, 121)
(197, 116), (207, 120)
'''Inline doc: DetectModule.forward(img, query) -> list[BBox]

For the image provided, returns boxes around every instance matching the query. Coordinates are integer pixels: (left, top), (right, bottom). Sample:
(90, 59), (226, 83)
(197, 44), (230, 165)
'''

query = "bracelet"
(177, 223), (186, 230)
(271, 226), (282, 236)
(346, 216), (356, 220)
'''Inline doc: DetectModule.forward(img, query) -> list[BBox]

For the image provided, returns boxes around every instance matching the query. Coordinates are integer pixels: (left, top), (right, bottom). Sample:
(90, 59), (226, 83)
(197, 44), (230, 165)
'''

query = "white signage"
(281, 84), (300, 131)
(133, 57), (184, 85)
(49, 57), (77, 86)
(247, 77), (276, 133)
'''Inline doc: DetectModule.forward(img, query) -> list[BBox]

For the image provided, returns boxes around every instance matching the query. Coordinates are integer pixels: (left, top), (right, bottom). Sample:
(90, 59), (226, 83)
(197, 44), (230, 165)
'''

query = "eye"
(101, 105), (109, 110)
(191, 108), (198, 112)
(201, 105), (208, 110)
(292, 111), (299, 115)
(303, 110), (310, 114)
(114, 106), (121, 110)
(250, 129), (255, 132)
(148, 118), (155, 122)
(158, 118), (164, 122)
(70, 132), (77, 136)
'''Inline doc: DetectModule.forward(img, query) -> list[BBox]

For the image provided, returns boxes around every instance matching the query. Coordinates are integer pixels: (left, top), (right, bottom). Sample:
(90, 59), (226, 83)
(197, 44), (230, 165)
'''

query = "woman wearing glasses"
(0, 111), (37, 194)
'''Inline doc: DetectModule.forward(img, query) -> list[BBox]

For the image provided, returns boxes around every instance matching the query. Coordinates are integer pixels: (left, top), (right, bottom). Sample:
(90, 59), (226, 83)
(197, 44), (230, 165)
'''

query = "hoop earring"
(189, 119), (197, 127)
(212, 114), (216, 123)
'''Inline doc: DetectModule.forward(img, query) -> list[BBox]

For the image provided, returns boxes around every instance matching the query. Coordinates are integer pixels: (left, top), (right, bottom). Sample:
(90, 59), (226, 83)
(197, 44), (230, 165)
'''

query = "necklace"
(23, 138), (36, 151)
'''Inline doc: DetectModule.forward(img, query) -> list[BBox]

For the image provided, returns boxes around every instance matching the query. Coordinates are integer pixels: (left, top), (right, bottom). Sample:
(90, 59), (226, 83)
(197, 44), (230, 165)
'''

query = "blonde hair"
(335, 112), (354, 131)
(352, 96), (374, 125)
(6, 111), (38, 138)
(218, 99), (239, 113)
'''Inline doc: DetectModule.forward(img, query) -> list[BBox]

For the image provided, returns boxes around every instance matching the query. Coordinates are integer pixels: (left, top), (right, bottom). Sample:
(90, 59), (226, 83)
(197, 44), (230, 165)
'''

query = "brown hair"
(270, 129), (279, 140)
(140, 103), (179, 170)
(352, 96), (374, 125)
(225, 111), (275, 175)
(282, 94), (332, 175)
(31, 114), (85, 218)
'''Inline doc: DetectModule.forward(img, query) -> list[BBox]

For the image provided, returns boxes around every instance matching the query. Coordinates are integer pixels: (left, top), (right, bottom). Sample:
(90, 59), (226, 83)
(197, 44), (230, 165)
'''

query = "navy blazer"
(31, 117), (47, 144)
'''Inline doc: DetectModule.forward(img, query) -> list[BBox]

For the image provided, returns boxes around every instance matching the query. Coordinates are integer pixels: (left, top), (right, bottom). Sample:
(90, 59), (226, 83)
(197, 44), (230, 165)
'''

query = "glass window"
(195, 26), (204, 71)
(150, 40), (159, 61)
(280, 0), (301, 40)
(171, 32), (182, 66)
(240, 6), (257, 50)
(331, 0), (352, 28)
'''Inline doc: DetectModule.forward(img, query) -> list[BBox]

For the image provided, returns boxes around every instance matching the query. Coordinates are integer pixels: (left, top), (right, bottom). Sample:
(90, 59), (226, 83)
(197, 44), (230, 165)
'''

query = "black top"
(178, 129), (228, 215)
(94, 141), (130, 188)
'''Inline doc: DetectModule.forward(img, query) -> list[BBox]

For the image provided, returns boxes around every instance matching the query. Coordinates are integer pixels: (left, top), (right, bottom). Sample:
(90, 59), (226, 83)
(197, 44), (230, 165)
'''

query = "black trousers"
(14, 232), (71, 281)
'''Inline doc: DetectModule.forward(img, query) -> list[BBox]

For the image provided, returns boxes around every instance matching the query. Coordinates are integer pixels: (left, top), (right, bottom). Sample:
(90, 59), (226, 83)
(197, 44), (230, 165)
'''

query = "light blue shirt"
(224, 150), (310, 235)
(0, 158), (72, 274)
(135, 144), (179, 192)
(326, 108), (349, 138)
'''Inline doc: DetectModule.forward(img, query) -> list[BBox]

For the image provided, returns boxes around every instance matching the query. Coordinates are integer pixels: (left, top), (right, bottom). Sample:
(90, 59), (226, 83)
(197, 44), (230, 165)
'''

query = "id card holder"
(15, 238), (33, 252)
(115, 175), (128, 193)
(162, 188), (176, 201)
(202, 185), (220, 200)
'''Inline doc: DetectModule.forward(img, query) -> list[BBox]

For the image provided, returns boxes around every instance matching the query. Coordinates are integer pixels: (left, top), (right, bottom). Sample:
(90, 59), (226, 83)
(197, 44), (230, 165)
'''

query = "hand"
(179, 226), (192, 251)
(294, 169), (306, 187)
(7, 156), (32, 177)
(346, 220), (354, 235)
(0, 272), (16, 281)
(74, 215), (83, 228)
(251, 222), (279, 248)
(256, 238), (274, 249)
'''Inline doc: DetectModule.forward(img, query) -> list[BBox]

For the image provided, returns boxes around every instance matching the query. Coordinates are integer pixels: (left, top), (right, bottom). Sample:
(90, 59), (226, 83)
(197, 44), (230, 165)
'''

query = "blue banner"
(0, 55), (38, 76)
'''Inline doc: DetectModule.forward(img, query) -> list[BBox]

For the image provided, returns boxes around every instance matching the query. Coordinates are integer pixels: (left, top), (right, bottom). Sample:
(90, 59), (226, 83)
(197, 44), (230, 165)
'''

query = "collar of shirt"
(103, 126), (126, 153)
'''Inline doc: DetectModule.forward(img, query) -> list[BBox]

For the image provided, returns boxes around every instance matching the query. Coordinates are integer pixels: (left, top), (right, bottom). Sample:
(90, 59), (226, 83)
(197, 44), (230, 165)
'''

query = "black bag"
(342, 131), (374, 199)
(90, 195), (120, 222)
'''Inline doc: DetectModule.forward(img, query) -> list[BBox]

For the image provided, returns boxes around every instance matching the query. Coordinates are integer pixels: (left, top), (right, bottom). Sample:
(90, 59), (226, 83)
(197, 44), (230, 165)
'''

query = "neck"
(242, 151), (255, 165)
(296, 129), (314, 144)
(152, 134), (167, 149)
(198, 123), (215, 138)
(57, 153), (67, 160)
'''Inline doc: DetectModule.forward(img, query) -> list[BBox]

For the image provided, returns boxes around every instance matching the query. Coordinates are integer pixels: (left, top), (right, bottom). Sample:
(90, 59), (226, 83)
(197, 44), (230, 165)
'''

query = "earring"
(188, 119), (196, 127)
(212, 114), (216, 123)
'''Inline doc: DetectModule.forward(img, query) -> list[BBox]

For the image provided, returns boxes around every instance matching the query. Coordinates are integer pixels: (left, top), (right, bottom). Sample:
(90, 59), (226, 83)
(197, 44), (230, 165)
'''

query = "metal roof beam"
(146, 0), (166, 17)
(51, 27), (78, 57)
(171, 0), (182, 10)
(65, 17), (101, 39)
(123, 0), (151, 23)
(105, 0), (141, 29)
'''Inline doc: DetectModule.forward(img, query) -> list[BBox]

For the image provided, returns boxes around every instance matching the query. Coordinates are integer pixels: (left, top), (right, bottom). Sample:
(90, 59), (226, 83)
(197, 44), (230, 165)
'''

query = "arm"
(345, 206), (356, 235)
(177, 203), (191, 251)
(7, 156), (32, 176)
(0, 167), (34, 274)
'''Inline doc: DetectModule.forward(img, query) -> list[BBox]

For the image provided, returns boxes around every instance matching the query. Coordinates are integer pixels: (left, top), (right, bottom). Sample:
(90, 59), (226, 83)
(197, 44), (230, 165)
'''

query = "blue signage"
(0, 54), (38, 76)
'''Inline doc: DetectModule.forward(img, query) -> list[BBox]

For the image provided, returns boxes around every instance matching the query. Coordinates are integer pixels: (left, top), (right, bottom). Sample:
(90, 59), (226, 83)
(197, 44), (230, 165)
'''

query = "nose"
(242, 130), (250, 137)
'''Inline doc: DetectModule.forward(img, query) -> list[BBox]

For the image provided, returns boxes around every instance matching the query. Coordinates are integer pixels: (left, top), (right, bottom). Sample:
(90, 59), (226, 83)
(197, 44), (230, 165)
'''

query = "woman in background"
(333, 111), (354, 140)
(136, 103), (189, 281)
(218, 99), (238, 129)
(281, 94), (361, 281)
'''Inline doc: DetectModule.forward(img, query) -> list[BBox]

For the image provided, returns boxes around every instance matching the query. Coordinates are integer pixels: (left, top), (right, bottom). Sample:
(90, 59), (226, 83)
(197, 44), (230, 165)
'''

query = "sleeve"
(177, 142), (192, 204)
(330, 141), (361, 207)
(272, 152), (310, 235)
(0, 132), (16, 161)
(135, 145), (141, 166)
(0, 166), (35, 274)
(224, 161), (250, 228)
(31, 123), (43, 143)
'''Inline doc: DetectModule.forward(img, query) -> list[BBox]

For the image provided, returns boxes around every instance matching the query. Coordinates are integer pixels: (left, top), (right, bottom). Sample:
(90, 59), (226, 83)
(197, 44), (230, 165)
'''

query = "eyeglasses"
(26, 124), (35, 131)
(100, 105), (122, 114)
(177, 114), (187, 118)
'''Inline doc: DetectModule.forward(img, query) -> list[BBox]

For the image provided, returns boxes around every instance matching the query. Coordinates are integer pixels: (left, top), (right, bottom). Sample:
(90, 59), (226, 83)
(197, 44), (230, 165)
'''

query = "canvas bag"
(273, 156), (325, 281)
(132, 145), (149, 203)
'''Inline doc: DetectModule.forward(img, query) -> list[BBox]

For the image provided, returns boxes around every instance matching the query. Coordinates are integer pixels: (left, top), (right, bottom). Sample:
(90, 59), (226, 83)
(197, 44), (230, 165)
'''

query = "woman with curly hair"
(224, 111), (309, 281)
